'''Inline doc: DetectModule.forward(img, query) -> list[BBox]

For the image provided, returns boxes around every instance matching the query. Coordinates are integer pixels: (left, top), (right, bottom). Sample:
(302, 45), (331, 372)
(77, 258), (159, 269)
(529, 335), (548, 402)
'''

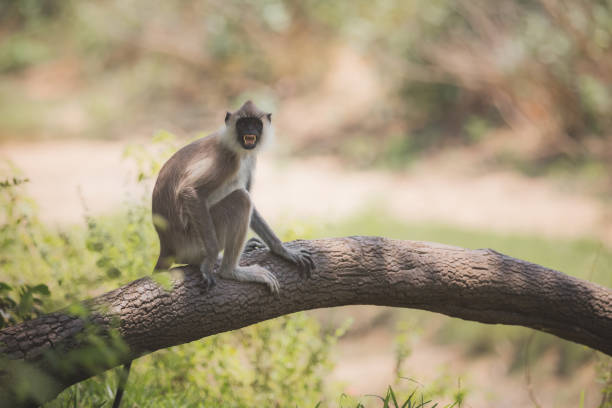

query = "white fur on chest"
(207, 155), (254, 206)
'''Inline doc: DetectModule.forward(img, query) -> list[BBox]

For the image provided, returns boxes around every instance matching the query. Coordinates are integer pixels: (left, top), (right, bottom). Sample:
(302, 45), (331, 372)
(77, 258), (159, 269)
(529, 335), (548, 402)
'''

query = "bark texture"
(1, 237), (611, 407)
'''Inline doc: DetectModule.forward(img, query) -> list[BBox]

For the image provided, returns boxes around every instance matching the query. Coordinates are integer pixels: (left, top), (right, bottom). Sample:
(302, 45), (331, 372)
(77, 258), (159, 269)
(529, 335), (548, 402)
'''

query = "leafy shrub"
(0, 176), (52, 328)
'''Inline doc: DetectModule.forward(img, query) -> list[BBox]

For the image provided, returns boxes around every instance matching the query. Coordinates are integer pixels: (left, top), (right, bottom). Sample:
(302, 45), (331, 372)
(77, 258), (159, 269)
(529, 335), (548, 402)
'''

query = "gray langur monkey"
(111, 101), (315, 408)
(152, 100), (315, 291)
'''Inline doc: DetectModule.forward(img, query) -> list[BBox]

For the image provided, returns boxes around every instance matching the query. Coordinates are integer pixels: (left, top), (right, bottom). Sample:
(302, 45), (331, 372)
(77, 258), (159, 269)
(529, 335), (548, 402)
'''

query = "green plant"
(336, 385), (459, 408)
(0, 176), (52, 328)
(0, 282), (50, 329)
(597, 356), (612, 408)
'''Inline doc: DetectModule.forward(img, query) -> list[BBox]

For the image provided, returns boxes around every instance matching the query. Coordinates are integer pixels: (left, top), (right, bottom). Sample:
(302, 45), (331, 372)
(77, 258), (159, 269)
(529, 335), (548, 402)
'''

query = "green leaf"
(151, 272), (173, 291)
(0, 282), (13, 292)
(17, 292), (33, 316)
(96, 257), (110, 268)
(67, 303), (89, 318)
(106, 267), (121, 279)
(31, 284), (50, 296)
(87, 241), (104, 252)
(388, 386), (399, 408)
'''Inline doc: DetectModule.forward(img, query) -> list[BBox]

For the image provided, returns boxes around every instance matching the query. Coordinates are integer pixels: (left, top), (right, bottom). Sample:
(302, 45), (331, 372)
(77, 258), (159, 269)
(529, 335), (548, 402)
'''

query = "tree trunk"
(1, 237), (611, 407)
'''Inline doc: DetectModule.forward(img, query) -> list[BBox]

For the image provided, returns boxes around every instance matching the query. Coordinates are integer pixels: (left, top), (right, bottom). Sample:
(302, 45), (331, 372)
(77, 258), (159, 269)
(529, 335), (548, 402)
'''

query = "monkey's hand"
(275, 246), (315, 278)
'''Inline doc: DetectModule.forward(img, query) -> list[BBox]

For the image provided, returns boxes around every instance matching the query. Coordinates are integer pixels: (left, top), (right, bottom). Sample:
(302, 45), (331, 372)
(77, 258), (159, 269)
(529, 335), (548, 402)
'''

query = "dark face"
(235, 117), (263, 150)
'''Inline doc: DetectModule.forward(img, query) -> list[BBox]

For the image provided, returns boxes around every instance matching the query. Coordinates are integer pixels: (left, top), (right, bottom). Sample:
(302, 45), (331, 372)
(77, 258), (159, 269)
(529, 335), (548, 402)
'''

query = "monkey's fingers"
(295, 258), (306, 276)
(300, 250), (316, 271)
(269, 279), (280, 297)
(298, 248), (313, 257)
(296, 252), (314, 278)
(260, 269), (280, 296)
(244, 237), (267, 253)
(299, 249), (315, 267)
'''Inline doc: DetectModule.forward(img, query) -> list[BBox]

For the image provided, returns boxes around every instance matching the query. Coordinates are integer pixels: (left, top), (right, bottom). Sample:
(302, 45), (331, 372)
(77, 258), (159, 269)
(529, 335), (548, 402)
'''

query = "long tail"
(112, 361), (132, 408)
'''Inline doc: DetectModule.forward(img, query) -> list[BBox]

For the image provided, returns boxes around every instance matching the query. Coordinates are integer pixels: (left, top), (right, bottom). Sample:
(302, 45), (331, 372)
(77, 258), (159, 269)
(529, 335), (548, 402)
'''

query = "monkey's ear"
(266, 113), (272, 122)
(225, 112), (231, 124)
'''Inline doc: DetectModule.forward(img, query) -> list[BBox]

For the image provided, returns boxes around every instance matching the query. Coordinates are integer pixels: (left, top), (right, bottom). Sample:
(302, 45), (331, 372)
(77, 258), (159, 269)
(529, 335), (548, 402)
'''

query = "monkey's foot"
(199, 261), (217, 290)
(221, 265), (280, 295)
(244, 237), (267, 253)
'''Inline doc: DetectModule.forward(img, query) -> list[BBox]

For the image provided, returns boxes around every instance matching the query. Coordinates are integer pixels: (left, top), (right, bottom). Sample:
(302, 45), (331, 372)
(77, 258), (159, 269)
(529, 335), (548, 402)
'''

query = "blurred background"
(1, 0), (611, 407)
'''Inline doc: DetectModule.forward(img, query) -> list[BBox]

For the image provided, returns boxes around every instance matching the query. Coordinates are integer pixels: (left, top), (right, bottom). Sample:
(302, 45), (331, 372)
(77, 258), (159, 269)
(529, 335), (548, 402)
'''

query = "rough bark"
(1, 237), (611, 407)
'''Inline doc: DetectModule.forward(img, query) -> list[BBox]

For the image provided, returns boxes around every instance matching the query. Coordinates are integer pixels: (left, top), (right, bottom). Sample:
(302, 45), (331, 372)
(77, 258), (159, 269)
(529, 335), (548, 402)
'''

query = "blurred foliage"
(0, 281), (49, 329)
(0, 0), (610, 179)
(325, 0), (612, 172)
(44, 313), (348, 408)
(393, 320), (467, 406)
(0, 176), (51, 328)
(0, 0), (69, 28)
(600, 357), (612, 408)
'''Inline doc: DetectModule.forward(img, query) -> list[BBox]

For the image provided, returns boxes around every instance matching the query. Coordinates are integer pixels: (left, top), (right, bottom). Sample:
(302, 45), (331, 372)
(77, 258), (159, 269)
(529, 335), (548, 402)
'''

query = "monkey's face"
(235, 117), (263, 150)
(222, 101), (274, 153)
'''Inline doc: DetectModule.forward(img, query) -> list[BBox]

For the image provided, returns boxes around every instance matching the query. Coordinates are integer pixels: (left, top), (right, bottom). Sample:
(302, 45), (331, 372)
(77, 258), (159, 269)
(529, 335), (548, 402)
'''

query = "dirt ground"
(2, 139), (610, 407)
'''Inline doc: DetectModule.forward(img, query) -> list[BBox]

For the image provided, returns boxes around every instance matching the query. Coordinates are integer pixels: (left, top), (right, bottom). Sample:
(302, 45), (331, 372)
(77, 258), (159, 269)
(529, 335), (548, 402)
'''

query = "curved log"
(1, 236), (611, 407)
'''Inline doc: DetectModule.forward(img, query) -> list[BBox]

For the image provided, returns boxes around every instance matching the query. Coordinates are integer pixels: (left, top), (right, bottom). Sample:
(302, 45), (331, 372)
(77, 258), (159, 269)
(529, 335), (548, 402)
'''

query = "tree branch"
(1, 237), (611, 407)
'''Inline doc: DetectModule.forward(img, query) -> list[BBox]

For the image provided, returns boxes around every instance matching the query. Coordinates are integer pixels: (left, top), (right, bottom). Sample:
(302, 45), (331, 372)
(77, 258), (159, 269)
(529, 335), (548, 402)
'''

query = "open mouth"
(243, 134), (257, 146)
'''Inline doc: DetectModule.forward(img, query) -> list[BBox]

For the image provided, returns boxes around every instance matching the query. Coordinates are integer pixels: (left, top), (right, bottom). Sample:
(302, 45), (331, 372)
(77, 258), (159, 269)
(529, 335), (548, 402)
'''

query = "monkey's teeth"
(244, 135), (256, 145)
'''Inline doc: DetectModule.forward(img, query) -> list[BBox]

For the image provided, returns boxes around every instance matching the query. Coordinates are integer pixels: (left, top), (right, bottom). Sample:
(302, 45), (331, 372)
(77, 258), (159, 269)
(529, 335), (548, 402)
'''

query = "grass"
(330, 386), (459, 408)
